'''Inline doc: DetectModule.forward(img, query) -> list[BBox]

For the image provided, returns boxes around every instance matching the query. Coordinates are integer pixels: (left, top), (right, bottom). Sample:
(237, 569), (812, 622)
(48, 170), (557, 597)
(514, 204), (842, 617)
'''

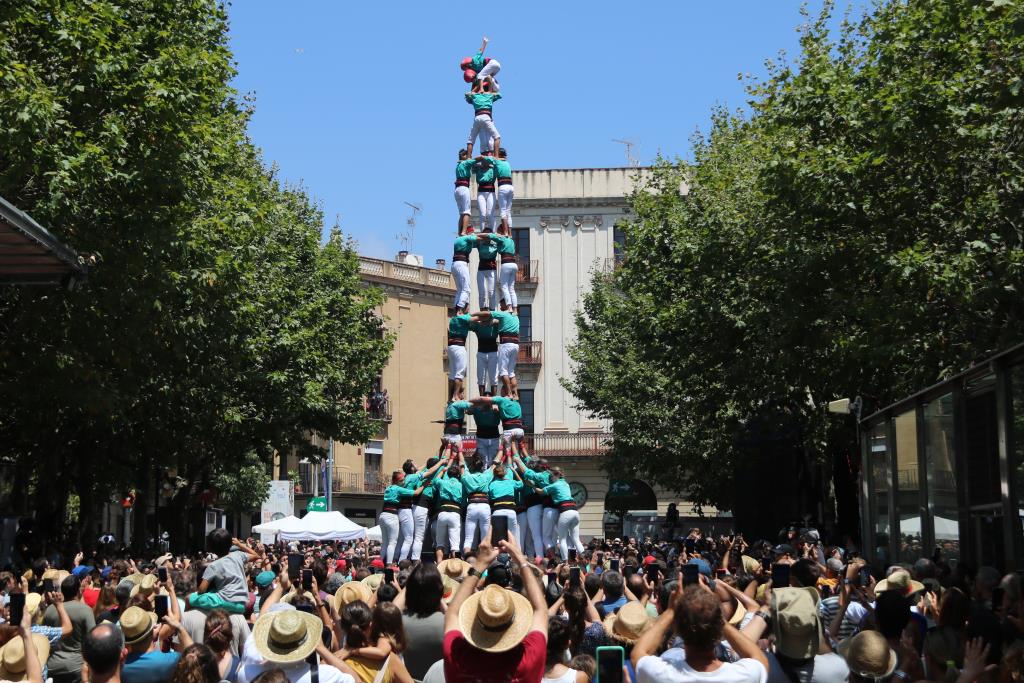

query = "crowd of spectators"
(0, 524), (1017, 683)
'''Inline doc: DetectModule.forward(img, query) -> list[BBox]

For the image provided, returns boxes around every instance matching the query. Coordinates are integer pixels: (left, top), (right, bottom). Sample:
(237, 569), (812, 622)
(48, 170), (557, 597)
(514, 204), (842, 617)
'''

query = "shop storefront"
(860, 344), (1024, 571)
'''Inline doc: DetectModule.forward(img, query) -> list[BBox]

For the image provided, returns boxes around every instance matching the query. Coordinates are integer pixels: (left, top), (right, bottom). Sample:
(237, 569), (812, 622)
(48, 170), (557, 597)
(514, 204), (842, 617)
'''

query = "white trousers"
(477, 268), (497, 310)
(435, 510), (462, 553)
(454, 186), (472, 215)
(477, 351), (498, 391)
(476, 191), (497, 233)
(542, 507), (559, 552)
(498, 342), (518, 378)
(476, 437), (499, 467)
(463, 503), (491, 553)
(443, 433), (463, 446)
(467, 115), (499, 153)
(517, 511), (529, 550)
(379, 512), (400, 564)
(412, 505), (430, 561)
(497, 185), (514, 220)
(499, 262), (518, 309)
(452, 261), (471, 309)
(447, 344), (468, 380)
(491, 509), (519, 545)
(398, 508), (415, 561)
(478, 58), (501, 84)
(501, 427), (525, 446)
(556, 509), (584, 560)
(526, 504), (545, 558)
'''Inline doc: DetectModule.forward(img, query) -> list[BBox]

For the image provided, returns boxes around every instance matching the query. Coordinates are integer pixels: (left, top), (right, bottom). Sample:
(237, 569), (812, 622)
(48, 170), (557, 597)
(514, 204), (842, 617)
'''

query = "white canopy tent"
(275, 511), (367, 542)
(251, 515), (300, 535)
(365, 525), (382, 542)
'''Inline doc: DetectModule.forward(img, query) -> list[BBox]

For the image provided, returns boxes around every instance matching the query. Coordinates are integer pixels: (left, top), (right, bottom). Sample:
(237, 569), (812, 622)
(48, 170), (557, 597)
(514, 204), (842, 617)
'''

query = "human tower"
(374, 39), (585, 568)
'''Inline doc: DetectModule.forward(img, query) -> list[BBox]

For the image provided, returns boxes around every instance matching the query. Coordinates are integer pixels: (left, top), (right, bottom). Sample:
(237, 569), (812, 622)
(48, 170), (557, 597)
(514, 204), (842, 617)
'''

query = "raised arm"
(478, 36), (488, 55)
(446, 534), (499, 633)
(500, 534), (547, 635)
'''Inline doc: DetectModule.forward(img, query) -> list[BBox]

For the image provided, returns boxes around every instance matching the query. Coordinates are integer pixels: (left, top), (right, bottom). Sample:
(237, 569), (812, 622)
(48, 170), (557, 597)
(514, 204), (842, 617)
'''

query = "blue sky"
(227, 2), (861, 265)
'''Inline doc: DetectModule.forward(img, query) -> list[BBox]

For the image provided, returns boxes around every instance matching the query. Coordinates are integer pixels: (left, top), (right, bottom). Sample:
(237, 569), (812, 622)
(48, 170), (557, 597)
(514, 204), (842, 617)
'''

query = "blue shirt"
(123, 650), (181, 683)
(596, 596), (629, 620)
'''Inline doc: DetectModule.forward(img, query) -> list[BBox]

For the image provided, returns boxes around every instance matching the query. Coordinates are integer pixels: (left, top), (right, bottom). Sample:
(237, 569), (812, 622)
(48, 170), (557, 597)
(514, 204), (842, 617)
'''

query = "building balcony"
(518, 340), (542, 366)
(358, 255), (454, 295)
(296, 464), (388, 497)
(366, 395), (392, 423)
(516, 260), (540, 288)
(525, 432), (612, 458)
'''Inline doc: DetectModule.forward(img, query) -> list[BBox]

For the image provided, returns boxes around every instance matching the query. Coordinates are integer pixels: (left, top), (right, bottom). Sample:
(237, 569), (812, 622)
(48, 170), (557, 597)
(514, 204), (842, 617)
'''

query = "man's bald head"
(84, 623), (125, 677)
(626, 573), (647, 599)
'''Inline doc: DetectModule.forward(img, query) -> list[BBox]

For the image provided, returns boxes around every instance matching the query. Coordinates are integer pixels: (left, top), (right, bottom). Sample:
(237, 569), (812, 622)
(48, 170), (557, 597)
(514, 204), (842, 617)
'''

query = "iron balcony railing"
(296, 464), (388, 496)
(516, 260), (540, 286)
(366, 396), (392, 423)
(518, 340), (542, 366)
(525, 432), (612, 458)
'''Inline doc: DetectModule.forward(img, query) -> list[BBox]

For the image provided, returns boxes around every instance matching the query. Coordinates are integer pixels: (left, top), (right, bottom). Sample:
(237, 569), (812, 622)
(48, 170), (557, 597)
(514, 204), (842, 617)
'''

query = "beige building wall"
(296, 256), (453, 523)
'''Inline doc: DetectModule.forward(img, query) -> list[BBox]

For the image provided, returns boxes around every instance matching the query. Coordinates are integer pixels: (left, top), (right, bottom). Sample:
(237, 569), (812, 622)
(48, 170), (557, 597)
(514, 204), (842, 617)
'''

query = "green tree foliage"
(566, 0), (1024, 510)
(0, 0), (392, 547)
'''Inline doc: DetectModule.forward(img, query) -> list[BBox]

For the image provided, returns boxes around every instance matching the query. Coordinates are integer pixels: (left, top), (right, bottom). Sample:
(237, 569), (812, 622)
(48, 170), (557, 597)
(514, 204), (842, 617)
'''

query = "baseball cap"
(370, 558), (385, 570)
(255, 571), (276, 588)
(774, 544), (796, 557)
(71, 565), (94, 579)
(687, 558), (712, 578)
(826, 558), (844, 574)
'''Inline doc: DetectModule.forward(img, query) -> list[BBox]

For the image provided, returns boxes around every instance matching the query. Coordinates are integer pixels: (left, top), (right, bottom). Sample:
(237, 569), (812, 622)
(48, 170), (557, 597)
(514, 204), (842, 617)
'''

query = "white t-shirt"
(236, 636), (355, 683)
(766, 652), (849, 683)
(637, 649), (767, 683)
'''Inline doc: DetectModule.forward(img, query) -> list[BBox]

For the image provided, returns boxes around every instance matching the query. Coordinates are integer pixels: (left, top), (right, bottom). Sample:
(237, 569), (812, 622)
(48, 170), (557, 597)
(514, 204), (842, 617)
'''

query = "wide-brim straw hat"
(0, 634), (50, 681)
(252, 609), (323, 664)
(602, 601), (653, 645)
(438, 558), (470, 579)
(25, 593), (43, 619)
(458, 584), (533, 653)
(335, 581), (372, 611)
(120, 606), (157, 645)
(728, 600), (748, 626)
(741, 555), (761, 574)
(772, 587), (823, 660)
(130, 573), (158, 599)
(281, 590), (316, 605)
(874, 570), (925, 597)
(442, 575), (460, 602)
(839, 630), (898, 679)
(362, 573), (384, 591)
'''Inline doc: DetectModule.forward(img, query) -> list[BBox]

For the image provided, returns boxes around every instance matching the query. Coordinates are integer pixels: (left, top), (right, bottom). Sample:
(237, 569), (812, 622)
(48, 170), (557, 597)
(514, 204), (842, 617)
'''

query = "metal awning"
(0, 196), (88, 286)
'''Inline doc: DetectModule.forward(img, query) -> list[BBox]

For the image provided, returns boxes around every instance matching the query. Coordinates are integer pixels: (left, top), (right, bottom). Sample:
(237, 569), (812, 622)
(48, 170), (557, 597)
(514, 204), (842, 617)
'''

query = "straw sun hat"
(0, 634), (50, 681)
(438, 558), (470, 579)
(334, 581), (373, 611)
(457, 584), (533, 653)
(874, 570), (925, 597)
(839, 630), (898, 679)
(130, 574), (158, 599)
(603, 601), (653, 644)
(120, 606), (158, 646)
(253, 609), (324, 664)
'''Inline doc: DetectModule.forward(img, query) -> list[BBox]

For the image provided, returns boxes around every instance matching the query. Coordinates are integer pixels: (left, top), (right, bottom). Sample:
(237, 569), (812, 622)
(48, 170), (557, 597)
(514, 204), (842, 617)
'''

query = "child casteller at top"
(460, 36), (500, 87)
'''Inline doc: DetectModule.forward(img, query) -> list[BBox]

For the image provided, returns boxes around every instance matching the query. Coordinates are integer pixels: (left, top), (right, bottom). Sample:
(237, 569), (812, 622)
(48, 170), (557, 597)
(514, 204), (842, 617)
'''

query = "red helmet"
(460, 57), (473, 70)
(463, 69), (476, 83)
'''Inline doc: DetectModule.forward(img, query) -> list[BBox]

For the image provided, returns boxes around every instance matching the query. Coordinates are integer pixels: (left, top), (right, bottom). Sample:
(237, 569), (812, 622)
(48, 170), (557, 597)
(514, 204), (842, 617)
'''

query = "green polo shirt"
(470, 406), (501, 431)
(454, 235), (478, 254)
(543, 479), (573, 505)
(445, 401), (471, 422)
(449, 314), (472, 338)
(491, 396), (522, 422)
(433, 475), (464, 506)
(455, 159), (475, 181)
(465, 92), (501, 112)
(495, 235), (515, 256)
(522, 466), (551, 488)
(488, 473), (522, 500)
(383, 484), (415, 505)
(470, 51), (487, 72)
(473, 160), (496, 185)
(477, 236), (499, 261)
(461, 470), (494, 495)
(490, 311), (519, 336)
(493, 158), (512, 179)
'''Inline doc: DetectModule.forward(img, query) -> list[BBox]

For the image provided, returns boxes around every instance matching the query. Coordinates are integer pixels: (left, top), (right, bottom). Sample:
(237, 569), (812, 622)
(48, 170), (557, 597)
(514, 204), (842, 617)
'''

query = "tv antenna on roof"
(397, 201), (421, 251)
(612, 138), (640, 168)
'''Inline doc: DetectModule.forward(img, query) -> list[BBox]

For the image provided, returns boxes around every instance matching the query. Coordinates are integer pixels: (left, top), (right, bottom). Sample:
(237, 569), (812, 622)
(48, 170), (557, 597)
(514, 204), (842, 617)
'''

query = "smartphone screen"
(8, 593), (25, 625)
(287, 554), (302, 582)
(715, 568), (727, 578)
(859, 566), (871, 588)
(610, 559), (620, 572)
(384, 568), (394, 584)
(623, 565), (635, 579)
(491, 516), (509, 545)
(42, 579), (54, 594)
(155, 594), (169, 619)
(302, 569), (313, 592)
(682, 564), (699, 587)
(295, 603), (315, 614)
(568, 548), (578, 562)
(761, 557), (772, 573)
(570, 567), (581, 588)
(158, 567), (168, 583)
(684, 538), (696, 553)
(546, 571), (557, 587)
(596, 646), (624, 683)
(772, 563), (791, 588)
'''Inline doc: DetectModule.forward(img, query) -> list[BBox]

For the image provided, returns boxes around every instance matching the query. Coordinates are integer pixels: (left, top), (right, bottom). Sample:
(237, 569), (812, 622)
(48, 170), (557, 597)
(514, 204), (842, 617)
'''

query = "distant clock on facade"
(569, 482), (588, 507)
